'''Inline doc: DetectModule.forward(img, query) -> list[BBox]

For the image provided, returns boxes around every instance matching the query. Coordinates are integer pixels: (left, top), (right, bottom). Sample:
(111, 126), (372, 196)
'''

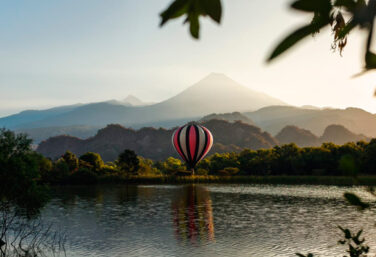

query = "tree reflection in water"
(172, 185), (214, 244)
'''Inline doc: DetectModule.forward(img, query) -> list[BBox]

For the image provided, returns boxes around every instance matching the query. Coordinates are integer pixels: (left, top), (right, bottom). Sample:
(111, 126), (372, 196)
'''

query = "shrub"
(224, 167), (240, 175)
(100, 164), (118, 174)
(195, 168), (209, 176)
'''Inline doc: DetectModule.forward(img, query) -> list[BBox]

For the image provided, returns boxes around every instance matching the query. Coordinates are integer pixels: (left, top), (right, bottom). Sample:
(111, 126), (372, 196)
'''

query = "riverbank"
(91, 174), (376, 186)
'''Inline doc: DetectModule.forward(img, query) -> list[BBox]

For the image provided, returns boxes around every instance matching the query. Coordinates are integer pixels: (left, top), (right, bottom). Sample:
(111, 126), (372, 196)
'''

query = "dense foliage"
(194, 141), (376, 177)
(0, 129), (65, 257)
(18, 139), (376, 185)
(117, 149), (140, 174)
(0, 128), (48, 213)
(4, 127), (376, 187)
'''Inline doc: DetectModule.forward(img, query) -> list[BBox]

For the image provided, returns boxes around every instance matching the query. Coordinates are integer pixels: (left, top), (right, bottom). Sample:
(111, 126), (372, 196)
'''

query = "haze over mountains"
(2, 73), (376, 148)
(200, 112), (255, 126)
(0, 73), (285, 130)
(244, 106), (376, 137)
(106, 95), (156, 107)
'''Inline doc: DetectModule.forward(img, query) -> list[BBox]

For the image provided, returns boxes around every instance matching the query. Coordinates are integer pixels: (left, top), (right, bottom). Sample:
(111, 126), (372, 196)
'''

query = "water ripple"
(41, 184), (376, 257)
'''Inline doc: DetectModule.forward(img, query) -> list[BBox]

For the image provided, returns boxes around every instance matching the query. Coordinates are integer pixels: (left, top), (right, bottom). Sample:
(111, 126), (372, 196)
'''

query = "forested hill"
(36, 118), (370, 162)
(37, 120), (278, 161)
(275, 124), (369, 147)
(276, 126), (320, 147)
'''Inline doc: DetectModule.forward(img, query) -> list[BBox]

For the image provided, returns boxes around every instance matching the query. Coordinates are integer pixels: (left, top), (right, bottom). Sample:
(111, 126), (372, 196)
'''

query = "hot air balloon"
(172, 124), (213, 174)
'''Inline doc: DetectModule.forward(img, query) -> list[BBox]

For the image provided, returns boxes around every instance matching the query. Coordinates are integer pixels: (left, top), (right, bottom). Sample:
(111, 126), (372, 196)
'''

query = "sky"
(1, 0), (376, 117)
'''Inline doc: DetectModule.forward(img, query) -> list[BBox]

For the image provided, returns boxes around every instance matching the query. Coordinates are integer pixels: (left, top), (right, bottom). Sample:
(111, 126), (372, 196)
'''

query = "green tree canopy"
(62, 151), (79, 171)
(79, 152), (104, 173)
(117, 149), (140, 174)
(0, 128), (48, 213)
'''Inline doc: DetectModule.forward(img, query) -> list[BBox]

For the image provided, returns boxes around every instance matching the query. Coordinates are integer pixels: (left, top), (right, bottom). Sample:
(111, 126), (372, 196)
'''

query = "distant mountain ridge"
(0, 104), (83, 129)
(14, 105), (376, 145)
(244, 105), (376, 137)
(0, 73), (285, 130)
(36, 118), (369, 161)
(275, 124), (370, 147)
(3, 74), (376, 144)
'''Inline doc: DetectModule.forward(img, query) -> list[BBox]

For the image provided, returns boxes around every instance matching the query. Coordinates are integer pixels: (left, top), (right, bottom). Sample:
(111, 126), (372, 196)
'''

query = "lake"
(43, 184), (376, 257)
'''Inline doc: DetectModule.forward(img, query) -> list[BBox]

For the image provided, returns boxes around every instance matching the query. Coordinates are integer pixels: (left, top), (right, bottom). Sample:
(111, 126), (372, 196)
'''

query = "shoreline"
(55, 175), (376, 186)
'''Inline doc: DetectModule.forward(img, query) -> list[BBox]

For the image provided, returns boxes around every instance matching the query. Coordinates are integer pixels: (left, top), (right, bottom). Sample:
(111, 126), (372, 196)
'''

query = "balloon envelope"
(172, 124), (213, 168)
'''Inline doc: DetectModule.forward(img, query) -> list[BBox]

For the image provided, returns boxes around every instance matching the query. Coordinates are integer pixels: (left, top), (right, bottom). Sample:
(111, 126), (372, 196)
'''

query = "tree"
(0, 129), (67, 256)
(0, 128), (48, 213)
(300, 147), (333, 175)
(137, 157), (160, 175)
(160, 0), (376, 77)
(48, 159), (70, 184)
(79, 152), (104, 173)
(117, 149), (140, 174)
(62, 151), (79, 171)
(362, 139), (376, 173)
(208, 152), (239, 174)
(271, 144), (302, 175)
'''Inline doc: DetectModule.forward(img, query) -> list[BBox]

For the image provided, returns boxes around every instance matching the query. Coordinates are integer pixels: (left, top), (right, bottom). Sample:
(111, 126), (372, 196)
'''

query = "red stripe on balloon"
(173, 127), (187, 162)
(189, 125), (197, 161)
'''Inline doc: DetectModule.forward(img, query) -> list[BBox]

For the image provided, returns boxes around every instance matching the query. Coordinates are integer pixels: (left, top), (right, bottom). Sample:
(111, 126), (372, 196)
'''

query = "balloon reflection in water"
(171, 185), (214, 243)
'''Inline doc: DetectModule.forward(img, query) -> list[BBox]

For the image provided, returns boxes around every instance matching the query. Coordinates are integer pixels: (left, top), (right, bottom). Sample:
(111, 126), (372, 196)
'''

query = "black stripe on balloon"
(193, 125), (200, 166)
(196, 126), (208, 164)
(177, 126), (188, 162)
(185, 125), (193, 167)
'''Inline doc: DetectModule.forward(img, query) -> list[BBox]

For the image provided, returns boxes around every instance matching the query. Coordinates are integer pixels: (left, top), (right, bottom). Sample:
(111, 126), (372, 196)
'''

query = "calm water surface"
(43, 184), (376, 257)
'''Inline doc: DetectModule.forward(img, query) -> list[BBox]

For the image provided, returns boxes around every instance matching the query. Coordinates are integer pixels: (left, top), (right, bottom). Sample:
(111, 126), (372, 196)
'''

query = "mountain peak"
(118, 95), (155, 106)
(321, 124), (369, 145)
(276, 125), (320, 147)
(123, 95), (144, 106)
(196, 73), (237, 89)
(165, 73), (286, 114)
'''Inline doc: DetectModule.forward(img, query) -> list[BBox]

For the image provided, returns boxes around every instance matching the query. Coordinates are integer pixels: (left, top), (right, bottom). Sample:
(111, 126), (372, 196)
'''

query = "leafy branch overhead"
(268, 0), (376, 72)
(160, 0), (222, 39)
(160, 0), (376, 73)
